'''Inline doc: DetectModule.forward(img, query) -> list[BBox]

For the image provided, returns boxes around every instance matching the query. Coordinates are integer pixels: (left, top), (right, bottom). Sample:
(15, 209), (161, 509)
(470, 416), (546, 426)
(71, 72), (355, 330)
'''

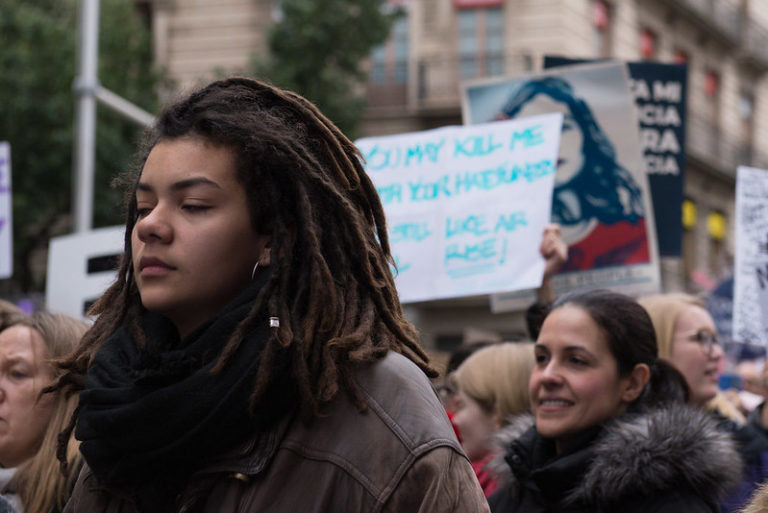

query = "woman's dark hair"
(495, 76), (644, 227)
(50, 77), (436, 454)
(644, 358), (690, 407)
(551, 288), (657, 378)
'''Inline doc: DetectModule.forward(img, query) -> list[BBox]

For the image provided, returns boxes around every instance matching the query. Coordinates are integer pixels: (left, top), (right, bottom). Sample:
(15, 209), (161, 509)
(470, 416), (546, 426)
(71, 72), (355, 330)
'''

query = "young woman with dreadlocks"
(53, 77), (488, 513)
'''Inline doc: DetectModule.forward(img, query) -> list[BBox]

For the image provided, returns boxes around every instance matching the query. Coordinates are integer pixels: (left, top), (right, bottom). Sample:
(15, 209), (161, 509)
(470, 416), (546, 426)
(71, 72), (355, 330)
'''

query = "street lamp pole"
(71, 0), (155, 234)
(72, 0), (100, 234)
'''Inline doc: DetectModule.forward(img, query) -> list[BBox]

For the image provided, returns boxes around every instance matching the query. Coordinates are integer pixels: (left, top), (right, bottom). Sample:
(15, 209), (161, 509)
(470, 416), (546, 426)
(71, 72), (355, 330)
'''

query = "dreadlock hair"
(50, 77), (436, 457)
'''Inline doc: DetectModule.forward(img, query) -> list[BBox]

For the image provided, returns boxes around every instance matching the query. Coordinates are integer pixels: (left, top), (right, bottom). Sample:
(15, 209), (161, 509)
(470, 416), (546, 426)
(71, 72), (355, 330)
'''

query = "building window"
(740, 90), (755, 158)
(704, 70), (719, 98)
(740, 91), (754, 120)
(456, 7), (504, 79)
(640, 28), (657, 60)
(485, 8), (504, 76)
(702, 69), (720, 129)
(370, 45), (387, 85)
(673, 48), (689, 64)
(682, 199), (697, 283)
(592, 0), (612, 58)
(707, 211), (727, 278)
(457, 10), (477, 78)
(392, 15), (409, 83)
(369, 11), (409, 85)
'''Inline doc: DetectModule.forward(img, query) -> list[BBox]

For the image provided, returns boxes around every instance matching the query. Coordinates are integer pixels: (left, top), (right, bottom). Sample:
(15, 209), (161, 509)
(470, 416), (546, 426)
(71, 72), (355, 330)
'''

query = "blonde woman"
(0, 312), (87, 513)
(452, 342), (535, 497)
(0, 300), (22, 332)
(639, 293), (768, 513)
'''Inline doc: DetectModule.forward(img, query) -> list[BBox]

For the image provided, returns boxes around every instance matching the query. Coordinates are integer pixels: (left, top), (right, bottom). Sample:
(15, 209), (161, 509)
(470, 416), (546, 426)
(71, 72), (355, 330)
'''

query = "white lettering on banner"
(640, 128), (681, 153)
(637, 105), (681, 126)
(644, 154), (680, 175)
(356, 114), (562, 303)
(652, 80), (682, 102)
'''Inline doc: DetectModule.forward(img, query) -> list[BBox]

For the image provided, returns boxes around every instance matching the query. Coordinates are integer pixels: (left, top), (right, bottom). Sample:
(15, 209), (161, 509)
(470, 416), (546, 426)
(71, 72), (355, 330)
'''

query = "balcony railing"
(366, 59), (408, 109)
(660, 0), (768, 70)
(687, 111), (768, 177)
(741, 18), (768, 69)
(365, 54), (531, 111)
(416, 54), (531, 108)
(661, 0), (741, 45)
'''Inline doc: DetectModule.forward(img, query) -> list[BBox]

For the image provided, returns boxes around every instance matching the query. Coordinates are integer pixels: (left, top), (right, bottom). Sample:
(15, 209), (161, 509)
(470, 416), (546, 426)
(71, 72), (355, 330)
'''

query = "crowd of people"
(0, 77), (767, 512)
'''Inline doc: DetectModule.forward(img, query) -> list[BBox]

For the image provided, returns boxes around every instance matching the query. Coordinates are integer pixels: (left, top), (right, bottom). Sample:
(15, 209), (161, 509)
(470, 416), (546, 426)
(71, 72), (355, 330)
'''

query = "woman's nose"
(710, 341), (725, 361)
(539, 362), (564, 386)
(134, 207), (172, 244)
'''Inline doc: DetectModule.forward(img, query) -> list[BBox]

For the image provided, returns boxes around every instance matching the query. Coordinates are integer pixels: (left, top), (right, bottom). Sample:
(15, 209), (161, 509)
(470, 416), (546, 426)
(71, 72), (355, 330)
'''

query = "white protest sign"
(46, 226), (124, 318)
(356, 114), (562, 303)
(0, 142), (12, 279)
(733, 166), (768, 346)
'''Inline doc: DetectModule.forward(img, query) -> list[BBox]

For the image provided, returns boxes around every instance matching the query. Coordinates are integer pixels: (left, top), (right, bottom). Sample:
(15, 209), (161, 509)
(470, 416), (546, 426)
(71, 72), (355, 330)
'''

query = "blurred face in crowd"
(670, 304), (723, 406)
(0, 325), (55, 468)
(451, 389), (497, 462)
(132, 137), (272, 339)
(530, 305), (642, 453)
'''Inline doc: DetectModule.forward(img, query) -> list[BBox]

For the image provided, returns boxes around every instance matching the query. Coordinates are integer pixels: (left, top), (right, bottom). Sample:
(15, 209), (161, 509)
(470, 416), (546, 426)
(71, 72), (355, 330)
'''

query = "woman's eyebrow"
(136, 177), (221, 193)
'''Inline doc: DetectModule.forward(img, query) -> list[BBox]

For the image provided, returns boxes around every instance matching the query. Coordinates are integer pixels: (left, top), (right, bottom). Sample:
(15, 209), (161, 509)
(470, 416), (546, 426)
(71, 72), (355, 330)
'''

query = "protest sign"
(461, 61), (661, 311)
(544, 57), (688, 257)
(0, 142), (11, 279)
(356, 114), (562, 303)
(46, 226), (124, 318)
(733, 166), (768, 346)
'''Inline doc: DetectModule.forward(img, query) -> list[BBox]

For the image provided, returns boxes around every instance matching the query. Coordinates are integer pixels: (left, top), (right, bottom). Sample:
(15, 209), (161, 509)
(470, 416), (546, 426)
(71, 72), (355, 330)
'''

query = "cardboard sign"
(462, 61), (661, 311)
(734, 166), (768, 346)
(356, 114), (562, 303)
(46, 226), (124, 318)
(544, 57), (688, 257)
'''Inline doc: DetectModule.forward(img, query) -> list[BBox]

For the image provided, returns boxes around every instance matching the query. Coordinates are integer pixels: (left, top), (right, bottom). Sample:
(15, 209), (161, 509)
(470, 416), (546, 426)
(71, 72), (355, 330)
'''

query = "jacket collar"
(491, 405), (744, 506)
(192, 410), (297, 478)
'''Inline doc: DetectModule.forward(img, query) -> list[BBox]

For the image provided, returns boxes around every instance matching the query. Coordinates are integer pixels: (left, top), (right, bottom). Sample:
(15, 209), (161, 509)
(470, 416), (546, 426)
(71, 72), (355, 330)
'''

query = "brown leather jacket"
(64, 352), (490, 512)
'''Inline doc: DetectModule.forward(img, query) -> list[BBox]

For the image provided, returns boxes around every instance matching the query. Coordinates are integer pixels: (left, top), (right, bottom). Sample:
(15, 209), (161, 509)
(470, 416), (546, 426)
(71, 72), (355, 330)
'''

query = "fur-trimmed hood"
(487, 405), (743, 508)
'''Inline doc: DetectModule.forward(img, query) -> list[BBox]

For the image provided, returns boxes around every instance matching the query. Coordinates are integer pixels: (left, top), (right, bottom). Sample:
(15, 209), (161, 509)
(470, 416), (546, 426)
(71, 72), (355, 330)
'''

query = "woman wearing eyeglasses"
(639, 293), (768, 513)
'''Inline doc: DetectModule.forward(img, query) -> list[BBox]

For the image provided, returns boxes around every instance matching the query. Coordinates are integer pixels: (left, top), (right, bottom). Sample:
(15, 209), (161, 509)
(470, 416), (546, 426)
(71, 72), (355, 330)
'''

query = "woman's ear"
(622, 363), (651, 403)
(256, 235), (273, 267)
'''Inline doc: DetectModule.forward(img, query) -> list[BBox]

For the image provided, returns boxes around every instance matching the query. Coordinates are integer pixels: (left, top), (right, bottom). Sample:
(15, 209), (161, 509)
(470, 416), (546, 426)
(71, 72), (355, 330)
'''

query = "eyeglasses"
(676, 330), (720, 357)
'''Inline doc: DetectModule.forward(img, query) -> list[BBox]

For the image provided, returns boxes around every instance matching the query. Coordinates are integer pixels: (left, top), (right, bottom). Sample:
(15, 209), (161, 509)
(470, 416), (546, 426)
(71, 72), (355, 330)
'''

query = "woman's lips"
(538, 397), (574, 412)
(139, 257), (176, 277)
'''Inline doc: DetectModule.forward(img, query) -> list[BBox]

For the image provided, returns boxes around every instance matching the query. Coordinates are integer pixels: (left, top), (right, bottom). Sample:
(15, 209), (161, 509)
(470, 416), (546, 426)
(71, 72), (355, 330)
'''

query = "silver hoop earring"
(251, 261), (260, 281)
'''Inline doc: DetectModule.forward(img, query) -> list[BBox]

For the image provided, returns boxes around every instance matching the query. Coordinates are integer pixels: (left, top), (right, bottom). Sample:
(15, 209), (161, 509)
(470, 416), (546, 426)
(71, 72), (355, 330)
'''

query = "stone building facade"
(140, 0), (768, 350)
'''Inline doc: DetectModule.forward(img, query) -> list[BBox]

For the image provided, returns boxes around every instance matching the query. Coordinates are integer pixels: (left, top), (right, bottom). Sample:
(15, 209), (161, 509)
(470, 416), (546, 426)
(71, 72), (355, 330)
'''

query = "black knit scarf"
(76, 272), (296, 512)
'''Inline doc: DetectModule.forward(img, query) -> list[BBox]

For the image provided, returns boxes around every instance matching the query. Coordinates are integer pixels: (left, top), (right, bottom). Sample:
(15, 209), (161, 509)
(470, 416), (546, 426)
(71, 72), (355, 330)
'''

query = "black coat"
(487, 406), (744, 513)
